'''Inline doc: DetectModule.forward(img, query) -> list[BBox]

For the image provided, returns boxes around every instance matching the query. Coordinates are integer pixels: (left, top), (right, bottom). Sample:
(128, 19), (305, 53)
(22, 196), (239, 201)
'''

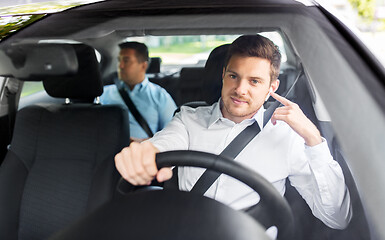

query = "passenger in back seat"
(100, 42), (177, 142)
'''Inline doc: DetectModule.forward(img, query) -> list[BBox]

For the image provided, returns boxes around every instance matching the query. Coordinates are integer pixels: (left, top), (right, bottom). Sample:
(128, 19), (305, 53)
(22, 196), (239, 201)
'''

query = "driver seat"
(0, 44), (130, 240)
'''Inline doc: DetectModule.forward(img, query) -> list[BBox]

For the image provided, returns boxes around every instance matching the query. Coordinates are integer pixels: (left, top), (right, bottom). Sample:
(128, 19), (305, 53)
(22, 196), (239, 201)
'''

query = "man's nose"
(234, 79), (248, 96)
(119, 61), (124, 69)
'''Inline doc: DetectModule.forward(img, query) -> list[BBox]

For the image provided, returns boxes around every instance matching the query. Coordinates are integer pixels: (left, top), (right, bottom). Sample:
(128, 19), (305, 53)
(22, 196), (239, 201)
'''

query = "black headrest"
(0, 44), (78, 79)
(147, 57), (161, 74)
(202, 44), (230, 105)
(179, 67), (205, 85)
(42, 44), (103, 101)
(205, 44), (230, 69)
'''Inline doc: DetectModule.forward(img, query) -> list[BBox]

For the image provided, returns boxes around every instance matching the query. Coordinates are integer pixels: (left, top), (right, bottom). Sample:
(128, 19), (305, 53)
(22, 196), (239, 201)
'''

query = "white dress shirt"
(150, 100), (352, 229)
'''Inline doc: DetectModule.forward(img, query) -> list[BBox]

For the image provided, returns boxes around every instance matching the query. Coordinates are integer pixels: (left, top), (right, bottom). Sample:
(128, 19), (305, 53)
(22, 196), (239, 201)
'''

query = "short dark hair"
(224, 35), (281, 82)
(118, 41), (149, 63)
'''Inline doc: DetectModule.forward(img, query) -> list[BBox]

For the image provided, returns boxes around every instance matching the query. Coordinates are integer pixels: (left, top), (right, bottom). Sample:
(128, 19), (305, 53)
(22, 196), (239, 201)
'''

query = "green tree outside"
(0, 15), (45, 41)
(348, 0), (376, 20)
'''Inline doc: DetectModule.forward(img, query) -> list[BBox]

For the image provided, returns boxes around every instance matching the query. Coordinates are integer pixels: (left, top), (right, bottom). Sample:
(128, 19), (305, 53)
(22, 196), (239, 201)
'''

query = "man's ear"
(270, 79), (280, 93)
(222, 67), (226, 81)
(142, 61), (148, 71)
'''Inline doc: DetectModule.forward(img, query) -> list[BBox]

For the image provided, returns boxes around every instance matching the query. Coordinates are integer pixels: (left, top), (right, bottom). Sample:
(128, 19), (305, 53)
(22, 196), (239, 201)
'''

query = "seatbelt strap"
(6, 89), (16, 142)
(190, 68), (303, 195)
(190, 106), (279, 195)
(116, 82), (154, 138)
(263, 100), (280, 127)
(4, 78), (20, 143)
(190, 120), (262, 194)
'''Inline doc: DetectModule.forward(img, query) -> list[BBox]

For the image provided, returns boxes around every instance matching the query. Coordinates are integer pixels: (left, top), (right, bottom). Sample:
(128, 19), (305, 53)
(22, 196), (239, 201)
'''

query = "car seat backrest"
(201, 44), (230, 105)
(176, 67), (206, 106)
(146, 57), (161, 74)
(172, 44), (229, 114)
(0, 44), (130, 240)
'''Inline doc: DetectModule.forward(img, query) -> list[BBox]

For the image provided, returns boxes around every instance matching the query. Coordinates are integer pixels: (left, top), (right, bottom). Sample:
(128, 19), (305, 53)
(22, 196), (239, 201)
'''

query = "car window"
(0, 76), (5, 92)
(20, 81), (44, 98)
(0, 76), (6, 117)
(125, 32), (287, 74)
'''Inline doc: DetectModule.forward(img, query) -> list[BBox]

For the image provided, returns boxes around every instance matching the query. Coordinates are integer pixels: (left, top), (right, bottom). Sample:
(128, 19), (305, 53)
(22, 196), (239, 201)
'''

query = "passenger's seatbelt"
(116, 82), (154, 138)
(190, 69), (303, 195)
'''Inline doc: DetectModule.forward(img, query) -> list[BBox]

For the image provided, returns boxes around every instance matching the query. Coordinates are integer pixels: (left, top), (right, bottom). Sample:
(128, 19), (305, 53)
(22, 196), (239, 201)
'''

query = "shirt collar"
(130, 77), (149, 93)
(208, 98), (265, 129)
(208, 100), (222, 127)
(119, 76), (149, 93)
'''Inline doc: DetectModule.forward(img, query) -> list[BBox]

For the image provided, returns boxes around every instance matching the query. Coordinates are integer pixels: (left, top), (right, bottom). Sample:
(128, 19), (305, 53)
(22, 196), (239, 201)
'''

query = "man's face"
(118, 48), (147, 89)
(221, 55), (279, 123)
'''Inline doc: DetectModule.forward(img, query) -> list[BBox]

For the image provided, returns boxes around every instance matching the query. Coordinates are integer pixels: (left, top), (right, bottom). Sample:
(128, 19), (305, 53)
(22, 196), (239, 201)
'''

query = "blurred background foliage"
(0, 0), (101, 41)
(347, 0), (385, 30)
(0, 15), (45, 41)
(348, 0), (376, 20)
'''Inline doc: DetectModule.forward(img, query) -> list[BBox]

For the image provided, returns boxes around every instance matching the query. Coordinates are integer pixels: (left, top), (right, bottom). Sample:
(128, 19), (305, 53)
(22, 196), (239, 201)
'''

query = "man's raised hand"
(270, 91), (322, 146)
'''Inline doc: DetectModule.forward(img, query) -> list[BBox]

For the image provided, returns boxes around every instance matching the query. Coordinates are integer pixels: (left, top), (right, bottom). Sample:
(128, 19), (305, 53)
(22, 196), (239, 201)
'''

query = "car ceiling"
(5, 0), (308, 41)
(75, 0), (307, 10)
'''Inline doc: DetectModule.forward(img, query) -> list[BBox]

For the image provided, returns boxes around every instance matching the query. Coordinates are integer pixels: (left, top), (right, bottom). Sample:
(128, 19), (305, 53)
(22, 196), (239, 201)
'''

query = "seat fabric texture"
(176, 67), (206, 105)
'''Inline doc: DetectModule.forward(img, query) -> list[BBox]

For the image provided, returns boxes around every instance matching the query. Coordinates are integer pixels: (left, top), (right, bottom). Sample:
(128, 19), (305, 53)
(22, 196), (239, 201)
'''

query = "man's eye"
(229, 74), (237, 79)
(251, 79), (259, 84)
(119, 57), (129, 63)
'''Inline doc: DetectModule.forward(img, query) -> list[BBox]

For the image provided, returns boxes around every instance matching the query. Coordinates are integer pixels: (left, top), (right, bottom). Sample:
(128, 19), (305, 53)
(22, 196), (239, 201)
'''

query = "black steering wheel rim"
(156, 150), (294, 240)
(48, 150), (294, 240)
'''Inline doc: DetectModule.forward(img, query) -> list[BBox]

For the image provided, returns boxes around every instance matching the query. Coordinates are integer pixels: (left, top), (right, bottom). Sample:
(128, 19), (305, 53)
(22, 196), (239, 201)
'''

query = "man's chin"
(227, 108), (252, 118)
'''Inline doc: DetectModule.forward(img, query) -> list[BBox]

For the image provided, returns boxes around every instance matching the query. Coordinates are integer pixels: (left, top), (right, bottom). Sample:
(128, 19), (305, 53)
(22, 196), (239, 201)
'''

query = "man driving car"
(114, 35), (352, 232)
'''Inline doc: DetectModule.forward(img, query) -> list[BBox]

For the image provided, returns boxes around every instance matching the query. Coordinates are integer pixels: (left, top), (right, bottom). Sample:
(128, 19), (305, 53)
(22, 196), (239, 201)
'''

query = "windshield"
(124, 32), (287, 74)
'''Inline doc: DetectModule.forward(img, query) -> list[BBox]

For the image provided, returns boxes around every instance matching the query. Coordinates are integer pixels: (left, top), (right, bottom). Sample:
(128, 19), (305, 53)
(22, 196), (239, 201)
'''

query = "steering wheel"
(49, 150), (294, 240)
(157, 150), (294, 239)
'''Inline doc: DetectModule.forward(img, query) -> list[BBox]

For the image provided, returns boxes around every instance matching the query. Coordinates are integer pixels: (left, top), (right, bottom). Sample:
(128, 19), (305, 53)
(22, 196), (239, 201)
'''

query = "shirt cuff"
(304, 137), (334, 168)
(304, 137), (337, 211)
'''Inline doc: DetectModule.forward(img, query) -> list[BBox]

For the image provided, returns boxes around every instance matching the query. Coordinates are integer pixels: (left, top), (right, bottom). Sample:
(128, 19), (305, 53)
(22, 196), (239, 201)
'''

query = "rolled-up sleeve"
(149, 111), (189, 152)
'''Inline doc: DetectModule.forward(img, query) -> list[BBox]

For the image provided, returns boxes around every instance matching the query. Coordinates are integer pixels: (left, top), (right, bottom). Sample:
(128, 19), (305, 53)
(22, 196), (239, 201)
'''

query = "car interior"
(0, 1), (381, 239)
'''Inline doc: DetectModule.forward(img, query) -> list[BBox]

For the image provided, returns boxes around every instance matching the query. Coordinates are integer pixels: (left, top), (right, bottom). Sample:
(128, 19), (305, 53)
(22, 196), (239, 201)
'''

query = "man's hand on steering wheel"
(115, 145), (294, 239)
(114, 141), (173, 185)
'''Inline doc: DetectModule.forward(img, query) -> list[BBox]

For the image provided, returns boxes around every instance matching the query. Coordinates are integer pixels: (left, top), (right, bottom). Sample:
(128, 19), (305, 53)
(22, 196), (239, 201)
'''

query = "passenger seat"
(0, 44), (130, 240)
